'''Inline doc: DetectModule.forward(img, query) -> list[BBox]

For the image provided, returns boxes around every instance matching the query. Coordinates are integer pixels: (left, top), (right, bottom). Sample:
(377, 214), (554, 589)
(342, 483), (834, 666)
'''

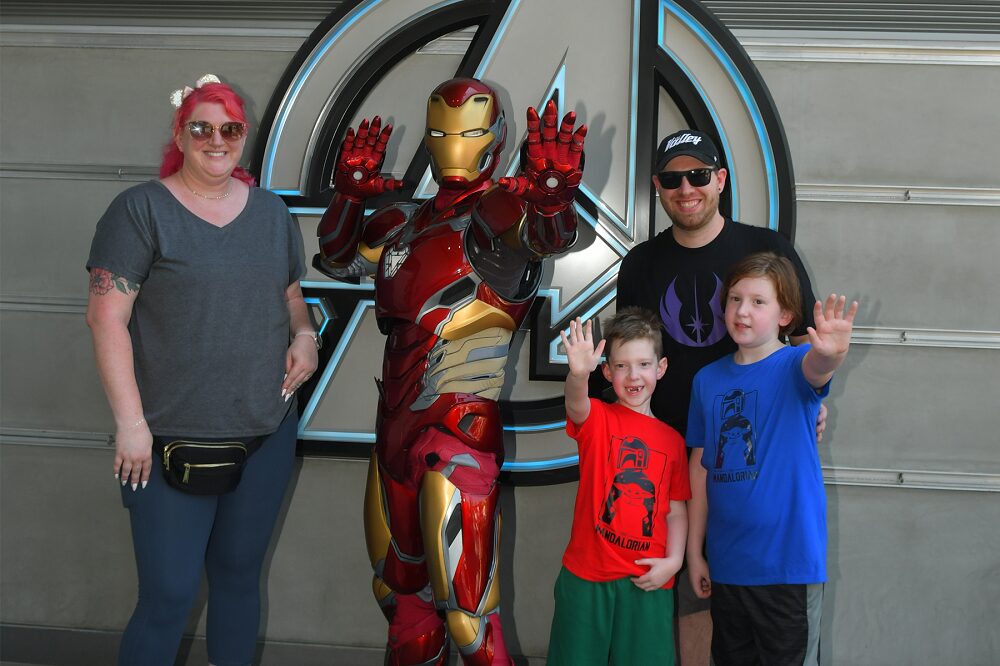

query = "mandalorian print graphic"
(596, 436), (668, 551)
(711, 388), (760, 483)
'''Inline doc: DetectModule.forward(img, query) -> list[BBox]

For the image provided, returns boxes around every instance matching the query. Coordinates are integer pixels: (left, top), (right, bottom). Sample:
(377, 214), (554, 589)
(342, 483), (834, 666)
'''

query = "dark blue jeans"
(117, 411), (297, 666)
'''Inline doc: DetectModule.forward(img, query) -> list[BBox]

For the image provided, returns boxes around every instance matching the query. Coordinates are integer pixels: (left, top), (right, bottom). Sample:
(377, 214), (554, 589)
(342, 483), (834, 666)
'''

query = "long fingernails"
(114, 473), (119, 480)
(141, 480), (147, 489)
(284, 393), (291, 403)
(131, 483), (137, 491)
(280, 389), (287, 399)
(122, 478), (127, 486)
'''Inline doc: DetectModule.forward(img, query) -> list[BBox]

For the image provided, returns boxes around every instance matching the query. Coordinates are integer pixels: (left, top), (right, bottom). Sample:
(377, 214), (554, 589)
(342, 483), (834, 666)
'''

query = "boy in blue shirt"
(685, 252), (858, 664)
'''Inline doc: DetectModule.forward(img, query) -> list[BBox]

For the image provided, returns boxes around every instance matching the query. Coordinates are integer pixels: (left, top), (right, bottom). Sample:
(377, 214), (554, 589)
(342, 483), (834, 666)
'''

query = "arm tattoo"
(89, 268), (140, 296)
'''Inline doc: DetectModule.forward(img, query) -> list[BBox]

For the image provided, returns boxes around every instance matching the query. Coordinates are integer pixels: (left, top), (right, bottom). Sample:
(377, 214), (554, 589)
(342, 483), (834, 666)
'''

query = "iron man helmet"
(425, 78), (506, 188)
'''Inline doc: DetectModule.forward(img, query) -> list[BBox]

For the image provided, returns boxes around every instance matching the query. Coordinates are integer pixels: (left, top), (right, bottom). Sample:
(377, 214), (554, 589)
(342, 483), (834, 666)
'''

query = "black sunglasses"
(656, 168), (717, 189)
(185, 120), (247, 142)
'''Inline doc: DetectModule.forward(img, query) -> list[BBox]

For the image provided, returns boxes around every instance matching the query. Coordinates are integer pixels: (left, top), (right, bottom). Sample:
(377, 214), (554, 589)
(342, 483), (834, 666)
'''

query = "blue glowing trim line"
(576, 202), (628, 259)
(474, 0), (522, 77)
(578, 182), (628, 237)
(300, 280), (375, 291)
(263, 0), (465, 192)
(548, 287), (617, 363)
(303, 430), (376, 443)
(298, 299), (375, 439)
(543, 257), (620, 324)
(626, 0), (642, 239)
(660, 1), (779, 231)
(504, 61), (566, 178)
(304, 296), (333, 337)
(288, 207), (376, 216)
(262, 0), (382, 192)
(504, 420), (566, 433)
(271, 189), (302, 197)
(502, 455), (578, 472)
(657, 5), (738, 221)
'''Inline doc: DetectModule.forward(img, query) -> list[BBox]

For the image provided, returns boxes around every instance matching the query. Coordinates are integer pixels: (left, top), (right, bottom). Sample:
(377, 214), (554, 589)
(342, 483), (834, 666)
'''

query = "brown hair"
(602, 306), (663, 360)
(723, 252), (802, 336)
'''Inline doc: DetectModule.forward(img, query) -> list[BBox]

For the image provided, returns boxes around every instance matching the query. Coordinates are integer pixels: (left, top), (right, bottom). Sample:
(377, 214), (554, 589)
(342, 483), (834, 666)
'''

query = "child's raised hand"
(807, 294), (858, 359)
(560, 317), (606, 377)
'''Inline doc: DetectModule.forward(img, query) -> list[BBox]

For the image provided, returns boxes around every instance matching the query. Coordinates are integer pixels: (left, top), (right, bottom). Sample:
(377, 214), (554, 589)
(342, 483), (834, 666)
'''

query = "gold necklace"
(180, 172), (232, 200)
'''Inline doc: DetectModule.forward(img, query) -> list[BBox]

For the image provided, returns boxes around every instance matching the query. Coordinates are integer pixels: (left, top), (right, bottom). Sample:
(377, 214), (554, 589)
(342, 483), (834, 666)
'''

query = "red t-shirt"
(562, 398), (691, 587)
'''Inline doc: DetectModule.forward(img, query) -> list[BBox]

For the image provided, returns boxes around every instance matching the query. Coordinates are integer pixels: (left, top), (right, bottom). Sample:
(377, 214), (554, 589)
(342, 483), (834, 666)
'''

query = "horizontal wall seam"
(3, 165), (998, 209)
(2, 307), (1000, 351)
(851, 327), (1000, 350)
(1, 429), (110, 449)
(3, 431), (999, 492)
(0, 24), (311, 51)
(822, 467), (1000, 492)
(0, 297), (88, 314)
(739, 37), (1000, 65)
(0, 163), (158, 182)
(5, 24), (999, 65)
(796, 184), (1000, 206)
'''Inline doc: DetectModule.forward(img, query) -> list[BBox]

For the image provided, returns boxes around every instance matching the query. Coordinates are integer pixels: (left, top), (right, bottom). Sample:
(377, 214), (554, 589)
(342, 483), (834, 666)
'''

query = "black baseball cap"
(655, 130), (721, 172)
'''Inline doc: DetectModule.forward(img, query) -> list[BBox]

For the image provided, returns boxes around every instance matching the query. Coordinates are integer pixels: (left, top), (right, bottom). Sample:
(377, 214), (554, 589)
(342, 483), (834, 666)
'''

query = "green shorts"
(547, 566), (676, 666)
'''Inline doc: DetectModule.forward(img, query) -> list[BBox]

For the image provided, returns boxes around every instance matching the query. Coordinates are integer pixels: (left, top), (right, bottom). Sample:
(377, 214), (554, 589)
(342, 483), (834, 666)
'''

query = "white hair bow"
(169, 74), (222, 108)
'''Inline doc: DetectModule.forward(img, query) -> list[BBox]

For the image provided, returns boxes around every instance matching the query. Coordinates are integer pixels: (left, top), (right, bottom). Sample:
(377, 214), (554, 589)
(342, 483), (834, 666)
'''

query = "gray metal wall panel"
(794, 201), (1000, 332)
(823, 485), (1000, 664)
(0, 44), (291, 169)
(755, 59), (1000, 188)
(0, 444), (130, 630)
(816, 344), (999, 473)
(0, 311), (111, 431)
(1, 178), (133, 301)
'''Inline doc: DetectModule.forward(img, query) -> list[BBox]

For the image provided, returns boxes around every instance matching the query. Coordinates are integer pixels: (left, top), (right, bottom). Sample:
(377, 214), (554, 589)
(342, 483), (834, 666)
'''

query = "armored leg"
(414, 431), (513, 666)
(365, 454), (449, 665)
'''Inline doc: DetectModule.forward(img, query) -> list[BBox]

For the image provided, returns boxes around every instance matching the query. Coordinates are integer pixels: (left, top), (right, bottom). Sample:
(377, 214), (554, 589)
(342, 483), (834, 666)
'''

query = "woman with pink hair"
(86, 75), (317, 665)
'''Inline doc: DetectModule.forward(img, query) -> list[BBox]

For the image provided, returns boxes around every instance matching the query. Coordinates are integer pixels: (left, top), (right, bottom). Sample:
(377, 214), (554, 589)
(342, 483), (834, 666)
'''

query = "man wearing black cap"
(615, 129), (820, 664)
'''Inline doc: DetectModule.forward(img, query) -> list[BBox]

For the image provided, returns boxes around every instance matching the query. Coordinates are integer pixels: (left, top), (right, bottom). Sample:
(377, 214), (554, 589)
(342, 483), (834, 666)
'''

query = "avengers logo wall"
(253, 0), (795, 484)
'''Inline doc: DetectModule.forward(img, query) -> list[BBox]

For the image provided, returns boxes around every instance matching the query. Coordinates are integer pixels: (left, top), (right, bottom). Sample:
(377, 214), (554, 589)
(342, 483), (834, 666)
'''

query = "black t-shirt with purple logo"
(616, 219), (816, 436)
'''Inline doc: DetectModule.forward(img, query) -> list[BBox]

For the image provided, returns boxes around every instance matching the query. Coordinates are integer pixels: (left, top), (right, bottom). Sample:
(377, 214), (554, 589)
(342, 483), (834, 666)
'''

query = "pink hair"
(160, 81), (256, 186)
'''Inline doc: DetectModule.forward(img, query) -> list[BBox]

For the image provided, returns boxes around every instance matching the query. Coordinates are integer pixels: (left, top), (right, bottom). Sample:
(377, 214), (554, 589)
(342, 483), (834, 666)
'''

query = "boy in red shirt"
(548, 307), (691, 665)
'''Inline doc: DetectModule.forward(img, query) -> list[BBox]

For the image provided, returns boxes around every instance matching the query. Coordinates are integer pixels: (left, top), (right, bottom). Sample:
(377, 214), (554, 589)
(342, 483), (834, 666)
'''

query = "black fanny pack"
(152, 435), (265, 495)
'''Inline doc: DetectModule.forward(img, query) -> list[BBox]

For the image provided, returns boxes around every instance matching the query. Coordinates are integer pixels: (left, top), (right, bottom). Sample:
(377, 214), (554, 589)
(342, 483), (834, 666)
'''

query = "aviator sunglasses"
(656, 167), (717, 189)
(184, 120), (247, 142)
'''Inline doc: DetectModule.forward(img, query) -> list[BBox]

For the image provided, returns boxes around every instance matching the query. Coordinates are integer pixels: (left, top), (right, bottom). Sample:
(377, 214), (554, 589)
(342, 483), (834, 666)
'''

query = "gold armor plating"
(424, 327), (512, 402)
(447, 610), (482, 651)
(419, 470), (459, 604)
(426, 94), (497, 182)
(358, 240), (382, 265)
(364, 454), (392, 570)
(372, 576), (394, 610)
(419, 471), (503, 651)
(439, 302), (517, 341)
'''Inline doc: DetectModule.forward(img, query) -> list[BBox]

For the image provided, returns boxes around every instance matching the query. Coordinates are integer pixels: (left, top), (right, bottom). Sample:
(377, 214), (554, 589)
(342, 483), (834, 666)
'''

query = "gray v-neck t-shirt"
(87, 180), (306, 437)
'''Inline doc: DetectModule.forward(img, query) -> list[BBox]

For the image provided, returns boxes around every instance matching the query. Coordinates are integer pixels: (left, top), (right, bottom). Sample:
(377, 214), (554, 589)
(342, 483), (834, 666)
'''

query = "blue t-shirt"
(687, 344), (830, 585)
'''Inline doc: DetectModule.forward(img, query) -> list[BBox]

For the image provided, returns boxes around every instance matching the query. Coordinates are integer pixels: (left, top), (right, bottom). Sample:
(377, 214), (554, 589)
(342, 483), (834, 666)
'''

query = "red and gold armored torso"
(368, 190), (535, 481)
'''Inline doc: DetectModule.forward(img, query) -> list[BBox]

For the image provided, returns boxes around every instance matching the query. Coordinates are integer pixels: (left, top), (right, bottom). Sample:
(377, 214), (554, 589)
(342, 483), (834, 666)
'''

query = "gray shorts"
(676, 563), (712, 616)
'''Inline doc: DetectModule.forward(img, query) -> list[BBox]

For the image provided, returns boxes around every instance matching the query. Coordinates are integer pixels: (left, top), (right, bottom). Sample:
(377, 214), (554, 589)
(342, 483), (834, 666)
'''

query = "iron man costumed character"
(314, 78), (586, 665)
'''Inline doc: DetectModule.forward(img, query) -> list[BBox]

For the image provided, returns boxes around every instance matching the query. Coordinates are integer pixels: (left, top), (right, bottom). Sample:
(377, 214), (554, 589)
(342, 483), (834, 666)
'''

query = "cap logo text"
(666, 133), (702, 150)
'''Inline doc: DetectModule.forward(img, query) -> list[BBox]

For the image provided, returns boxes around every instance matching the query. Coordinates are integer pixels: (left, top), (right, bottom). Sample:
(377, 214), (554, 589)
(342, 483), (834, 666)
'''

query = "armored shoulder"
(363, 203), (419, 249)
(471, 186), (526, 241)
